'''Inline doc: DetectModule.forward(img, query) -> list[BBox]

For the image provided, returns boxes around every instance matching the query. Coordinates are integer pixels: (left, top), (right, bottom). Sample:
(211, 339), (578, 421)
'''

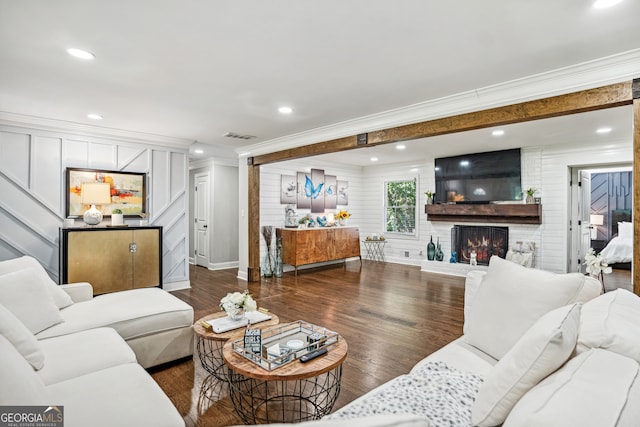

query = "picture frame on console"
(66, 167), (147, 217)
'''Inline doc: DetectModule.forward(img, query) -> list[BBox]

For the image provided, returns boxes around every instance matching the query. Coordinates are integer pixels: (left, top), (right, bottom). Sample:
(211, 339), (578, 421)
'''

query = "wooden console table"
(276, 227), (361, 274)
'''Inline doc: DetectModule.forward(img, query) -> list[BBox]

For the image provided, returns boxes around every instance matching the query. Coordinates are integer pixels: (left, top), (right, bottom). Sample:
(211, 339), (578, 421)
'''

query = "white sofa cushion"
(464, 256), (598, 359)
(472, 303), (581, 427)
(0, 335), (47, 405)
(504, 349), (640, 427)
(0, 256), (73, 309)
(412, 337), (497, 378)
(0, 268), (64, 334)
(36, 287), (193, 340)
(46, 363), (185, 427)
(0, 302), (45, 370)
(577, 288), (640, 362)
(37, 328), (137, 385)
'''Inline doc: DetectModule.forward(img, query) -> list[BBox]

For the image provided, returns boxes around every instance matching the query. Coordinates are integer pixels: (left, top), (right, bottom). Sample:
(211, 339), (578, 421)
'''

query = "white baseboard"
(163, 280), (191, 292)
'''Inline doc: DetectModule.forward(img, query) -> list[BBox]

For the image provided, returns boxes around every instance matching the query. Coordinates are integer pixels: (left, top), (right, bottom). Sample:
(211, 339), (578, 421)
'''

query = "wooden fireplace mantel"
(425, 203), (542, 224)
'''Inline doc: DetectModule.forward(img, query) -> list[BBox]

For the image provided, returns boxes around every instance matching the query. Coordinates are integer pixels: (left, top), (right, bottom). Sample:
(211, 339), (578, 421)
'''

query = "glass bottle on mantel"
(274, 237), (283, 278)
(427, 235), (436, 260)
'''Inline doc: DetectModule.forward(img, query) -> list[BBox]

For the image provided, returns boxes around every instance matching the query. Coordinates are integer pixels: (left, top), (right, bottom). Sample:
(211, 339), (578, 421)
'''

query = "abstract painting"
(337, 180), (349, 205)
(324, 175), (337, 209)
(310, 169), (325, 213)
(280, 175), (297, 204)
(66, 168), (146, 217)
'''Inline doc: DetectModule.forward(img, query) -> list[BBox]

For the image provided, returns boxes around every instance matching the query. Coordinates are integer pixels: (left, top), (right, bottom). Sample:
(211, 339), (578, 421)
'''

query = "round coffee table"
(223, 333), (348, 424)
(194, 311), (279, 381)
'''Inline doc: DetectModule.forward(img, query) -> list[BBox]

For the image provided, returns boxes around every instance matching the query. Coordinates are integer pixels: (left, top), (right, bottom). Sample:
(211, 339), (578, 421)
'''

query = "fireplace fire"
(451, 225), (508, 265)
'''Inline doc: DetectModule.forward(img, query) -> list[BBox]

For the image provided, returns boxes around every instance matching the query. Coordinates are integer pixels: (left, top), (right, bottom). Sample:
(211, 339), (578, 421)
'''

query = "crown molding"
(0, 111), (193, 148)
(241, 49), (640, 157)
(189, 155), (238, 170)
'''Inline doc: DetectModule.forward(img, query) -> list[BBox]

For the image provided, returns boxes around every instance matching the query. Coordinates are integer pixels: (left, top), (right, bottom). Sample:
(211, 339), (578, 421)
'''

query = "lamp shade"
(81, 182), (110, 225)
(590, 214), (604, 226)
(81, 183), (111, 205)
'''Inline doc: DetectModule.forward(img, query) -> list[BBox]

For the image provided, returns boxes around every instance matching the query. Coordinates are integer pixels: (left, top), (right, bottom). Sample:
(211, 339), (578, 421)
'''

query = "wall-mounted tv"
(434, 148), (522, 204)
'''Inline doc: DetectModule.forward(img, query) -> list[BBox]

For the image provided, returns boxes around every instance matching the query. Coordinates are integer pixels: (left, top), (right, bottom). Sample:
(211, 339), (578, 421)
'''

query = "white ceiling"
(0, 1), (638, 165)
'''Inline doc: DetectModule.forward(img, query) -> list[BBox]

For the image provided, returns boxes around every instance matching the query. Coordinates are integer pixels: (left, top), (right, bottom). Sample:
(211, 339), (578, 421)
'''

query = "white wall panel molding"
(0, 112), (192, 149)
(0, 123), (190, 287)
(117, 146), (148, 171)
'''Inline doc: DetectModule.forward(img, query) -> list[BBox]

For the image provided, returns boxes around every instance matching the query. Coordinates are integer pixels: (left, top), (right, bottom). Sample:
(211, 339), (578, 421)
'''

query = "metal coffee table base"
(227, 365), (343, 424)
(197, 336), (228, 381)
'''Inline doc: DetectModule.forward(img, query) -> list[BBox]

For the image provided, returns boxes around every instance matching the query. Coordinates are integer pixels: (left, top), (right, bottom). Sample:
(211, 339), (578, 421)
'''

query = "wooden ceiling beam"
(367, 81), (632, 145)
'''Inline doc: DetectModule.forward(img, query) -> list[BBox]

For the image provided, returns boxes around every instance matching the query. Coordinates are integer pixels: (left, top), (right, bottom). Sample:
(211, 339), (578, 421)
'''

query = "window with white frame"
(384, 178), (417, 236)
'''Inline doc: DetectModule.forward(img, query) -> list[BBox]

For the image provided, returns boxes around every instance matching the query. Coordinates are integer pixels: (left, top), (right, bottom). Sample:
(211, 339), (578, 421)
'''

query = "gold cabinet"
(277, 227), (361, 273)
(60, 227), (162, 295)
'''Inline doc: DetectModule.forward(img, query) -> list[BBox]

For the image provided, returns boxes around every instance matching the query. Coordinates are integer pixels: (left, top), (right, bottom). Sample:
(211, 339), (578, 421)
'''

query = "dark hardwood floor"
(149, 261), (466, 427)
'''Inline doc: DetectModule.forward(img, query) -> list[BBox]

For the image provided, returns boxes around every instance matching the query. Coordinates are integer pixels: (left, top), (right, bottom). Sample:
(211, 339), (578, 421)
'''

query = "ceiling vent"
(223, 132), (256, 140)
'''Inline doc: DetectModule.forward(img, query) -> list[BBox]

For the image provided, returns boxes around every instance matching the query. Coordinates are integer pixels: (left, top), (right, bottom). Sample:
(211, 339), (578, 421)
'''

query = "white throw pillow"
(472, 303), (581, 427)
(0, 268), (63, 334)
(465, 256), (593, 360)
(577, 289), (640, 361)
(504, 349), (639, 427)
(463, 270), (486, 330)
(618, 221), (632, 238)
(0, 303), (45, 370)
(0, 256), (73, 309)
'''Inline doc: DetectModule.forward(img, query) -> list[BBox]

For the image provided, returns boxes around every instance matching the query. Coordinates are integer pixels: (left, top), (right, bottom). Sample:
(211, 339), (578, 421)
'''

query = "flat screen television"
(434, 148), (522, 203)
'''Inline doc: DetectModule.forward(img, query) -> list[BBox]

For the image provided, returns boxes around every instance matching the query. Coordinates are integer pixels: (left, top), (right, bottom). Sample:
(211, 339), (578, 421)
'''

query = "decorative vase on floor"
(274, 237), (283, 278)
(427, 236), (435, 261)
(261, 225), (274, 278)
(262, 252), (273, 278)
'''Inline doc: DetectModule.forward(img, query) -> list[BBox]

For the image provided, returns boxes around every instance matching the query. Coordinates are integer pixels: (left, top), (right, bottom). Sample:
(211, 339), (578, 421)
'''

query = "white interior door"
(578, 170), (592, 273)
(569, 168), (593, 273)
(194, 172), (210, 267)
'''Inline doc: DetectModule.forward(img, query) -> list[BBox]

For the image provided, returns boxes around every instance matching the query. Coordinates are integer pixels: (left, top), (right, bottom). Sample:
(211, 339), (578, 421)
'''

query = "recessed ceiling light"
(460, 160), (470, 167)
(370, 157), (379, 162)
(87, 113), (103, 120)
(593, 0), (623, 9)
(67, 48), (95, 60)
(278, 106), (293, 114)
(194, 149), (204, 154)
(396, 144), (406, 150)
(491, 129), (505, 136)
(596, 127), (612, 134)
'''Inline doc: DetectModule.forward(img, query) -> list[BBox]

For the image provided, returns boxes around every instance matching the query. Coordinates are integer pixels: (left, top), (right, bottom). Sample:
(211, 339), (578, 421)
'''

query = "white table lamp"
(81, 182), (111, 225)
(590, 214), (604, 240)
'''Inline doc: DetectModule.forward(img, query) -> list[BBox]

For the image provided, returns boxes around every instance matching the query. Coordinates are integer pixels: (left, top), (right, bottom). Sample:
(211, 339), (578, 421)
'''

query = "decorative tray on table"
(230, 320), (339, 371)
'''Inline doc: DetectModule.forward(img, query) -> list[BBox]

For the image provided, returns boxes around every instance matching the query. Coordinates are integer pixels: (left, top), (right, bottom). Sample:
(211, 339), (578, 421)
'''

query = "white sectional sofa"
(0, 256), (194, 368)
(268, 256), (640, 427)
(0, 255), (192, 427)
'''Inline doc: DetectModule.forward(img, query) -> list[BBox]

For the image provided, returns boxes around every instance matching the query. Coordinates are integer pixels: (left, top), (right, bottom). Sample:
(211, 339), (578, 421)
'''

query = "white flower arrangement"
(219, 290), (257, 313)
(583, 248), (612, 276)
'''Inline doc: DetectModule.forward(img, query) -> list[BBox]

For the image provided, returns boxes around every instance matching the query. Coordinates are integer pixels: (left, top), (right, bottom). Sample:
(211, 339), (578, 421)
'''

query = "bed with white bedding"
(600, 215), (632, 266)
(600, 235), (633, 264)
